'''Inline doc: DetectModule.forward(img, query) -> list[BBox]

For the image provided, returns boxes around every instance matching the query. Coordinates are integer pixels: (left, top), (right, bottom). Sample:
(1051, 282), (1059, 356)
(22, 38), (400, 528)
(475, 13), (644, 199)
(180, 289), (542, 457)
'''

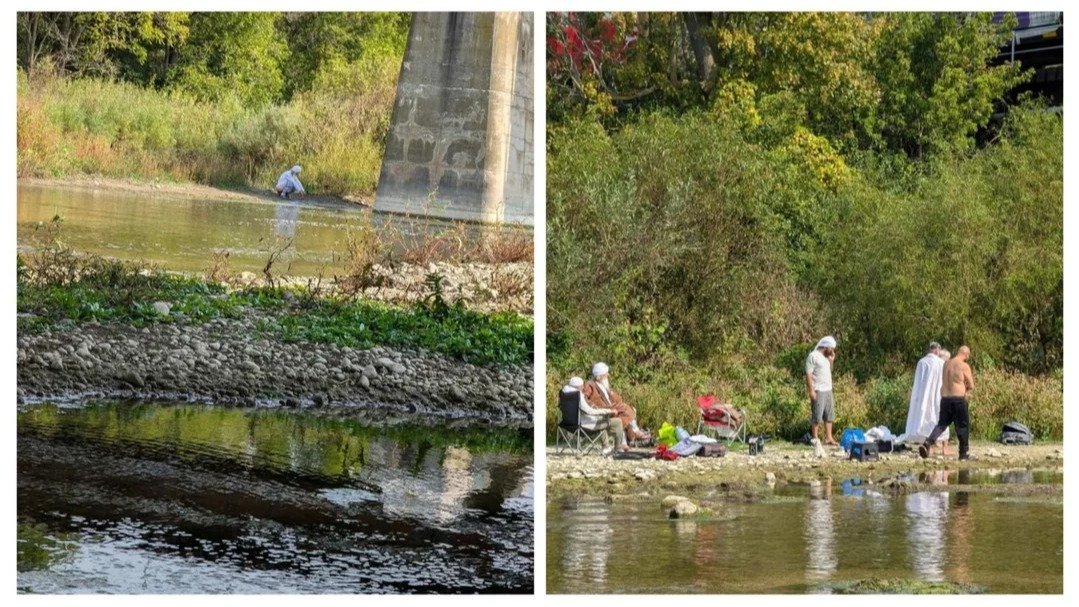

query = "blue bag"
(840, 427), (866, 452)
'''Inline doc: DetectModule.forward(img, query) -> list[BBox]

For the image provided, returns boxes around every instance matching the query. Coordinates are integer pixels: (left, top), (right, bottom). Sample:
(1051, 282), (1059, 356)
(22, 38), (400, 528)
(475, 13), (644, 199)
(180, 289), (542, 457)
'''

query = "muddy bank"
(20, 176), (371, 210)
(546, 442), (1063, 499)
(18, 316), (534, 428)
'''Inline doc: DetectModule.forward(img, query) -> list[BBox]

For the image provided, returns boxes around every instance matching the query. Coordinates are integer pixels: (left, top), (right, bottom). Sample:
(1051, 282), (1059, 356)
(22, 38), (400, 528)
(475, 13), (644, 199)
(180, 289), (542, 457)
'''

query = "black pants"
(926, 396), (970, 456)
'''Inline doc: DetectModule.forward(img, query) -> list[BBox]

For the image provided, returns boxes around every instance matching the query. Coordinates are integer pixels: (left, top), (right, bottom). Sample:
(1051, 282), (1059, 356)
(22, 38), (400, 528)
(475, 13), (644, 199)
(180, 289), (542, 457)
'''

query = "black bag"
(999, 420), (1033, 445)
(699, 443), (727, 457)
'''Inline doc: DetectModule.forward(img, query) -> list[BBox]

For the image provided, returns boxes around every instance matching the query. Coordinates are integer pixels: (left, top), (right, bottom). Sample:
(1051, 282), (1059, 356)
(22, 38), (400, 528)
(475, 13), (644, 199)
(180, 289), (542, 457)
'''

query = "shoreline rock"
(18, 317), (534, 428)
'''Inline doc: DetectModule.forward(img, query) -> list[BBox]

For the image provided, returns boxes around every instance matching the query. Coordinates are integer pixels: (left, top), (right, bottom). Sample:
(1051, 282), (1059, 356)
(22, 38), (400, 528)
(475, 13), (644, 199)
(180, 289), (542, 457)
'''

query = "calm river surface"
(17, 183), (465, 276)
(18, 401), (533, 594)
(548, 470), (1062, 594)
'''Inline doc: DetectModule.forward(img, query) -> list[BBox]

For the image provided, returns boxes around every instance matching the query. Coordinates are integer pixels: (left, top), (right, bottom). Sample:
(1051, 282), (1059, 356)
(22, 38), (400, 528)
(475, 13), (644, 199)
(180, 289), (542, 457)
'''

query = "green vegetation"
(17, 12), (409, 196)
(18, 231), (532, 366)
(546, 13), (1061, 441)
(16, 522), (75, 573)
(827, 579), (986, 594)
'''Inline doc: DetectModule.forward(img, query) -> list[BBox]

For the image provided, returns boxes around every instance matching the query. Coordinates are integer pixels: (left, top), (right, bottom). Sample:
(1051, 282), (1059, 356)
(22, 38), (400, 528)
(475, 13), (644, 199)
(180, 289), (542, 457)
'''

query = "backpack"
(999, 420), (1033, 445)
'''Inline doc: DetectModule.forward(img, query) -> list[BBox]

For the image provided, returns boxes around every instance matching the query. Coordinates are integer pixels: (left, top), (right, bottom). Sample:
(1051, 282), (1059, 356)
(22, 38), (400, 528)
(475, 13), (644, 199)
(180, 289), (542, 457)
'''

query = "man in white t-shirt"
(805, 335), (838, 446)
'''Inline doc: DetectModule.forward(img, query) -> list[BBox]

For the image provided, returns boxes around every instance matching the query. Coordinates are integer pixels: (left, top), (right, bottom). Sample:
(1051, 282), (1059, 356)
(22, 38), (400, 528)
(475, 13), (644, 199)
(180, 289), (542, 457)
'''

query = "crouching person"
(275, 164), (306, 199)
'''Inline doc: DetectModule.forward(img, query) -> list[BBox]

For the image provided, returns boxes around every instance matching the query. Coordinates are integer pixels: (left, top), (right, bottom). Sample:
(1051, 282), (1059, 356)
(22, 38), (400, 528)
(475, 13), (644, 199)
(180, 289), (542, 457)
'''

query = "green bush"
(17, 70), (397, 198)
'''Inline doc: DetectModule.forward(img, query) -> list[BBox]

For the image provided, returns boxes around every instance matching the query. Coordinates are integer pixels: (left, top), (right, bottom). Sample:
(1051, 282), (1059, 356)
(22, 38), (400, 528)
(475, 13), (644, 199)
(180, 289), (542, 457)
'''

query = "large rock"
(661, 495), (690, 509)
(669, 500), (699, 519)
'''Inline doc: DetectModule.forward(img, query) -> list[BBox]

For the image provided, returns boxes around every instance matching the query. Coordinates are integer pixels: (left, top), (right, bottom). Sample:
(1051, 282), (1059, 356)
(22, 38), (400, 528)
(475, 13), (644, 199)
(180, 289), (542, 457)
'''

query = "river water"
(17, 183), (465, 276)
(18, 401), (533, 594)
(547, 470), (1062, 594)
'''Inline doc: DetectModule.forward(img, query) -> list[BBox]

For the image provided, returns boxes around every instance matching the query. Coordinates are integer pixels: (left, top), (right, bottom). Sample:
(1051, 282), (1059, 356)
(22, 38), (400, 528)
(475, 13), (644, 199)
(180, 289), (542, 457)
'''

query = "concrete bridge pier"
(375, 12), (534, 225)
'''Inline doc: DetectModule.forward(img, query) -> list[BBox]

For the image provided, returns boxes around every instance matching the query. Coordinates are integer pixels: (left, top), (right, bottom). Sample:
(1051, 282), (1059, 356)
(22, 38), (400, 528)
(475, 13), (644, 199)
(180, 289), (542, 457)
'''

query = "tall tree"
(278, 12), (409, 99)
(166, 12), (287, 106)
(17, 12), (190, 84)
(548, 12), (1028, 158)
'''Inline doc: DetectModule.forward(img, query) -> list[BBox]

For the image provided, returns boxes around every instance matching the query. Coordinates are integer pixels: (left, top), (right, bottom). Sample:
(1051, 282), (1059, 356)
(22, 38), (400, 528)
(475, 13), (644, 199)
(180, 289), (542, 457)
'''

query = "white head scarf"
(816, 336), (837, 349)
(592, 362), (609, 378)
(562, 376), (584, 394)
(291, 165), (302, 174)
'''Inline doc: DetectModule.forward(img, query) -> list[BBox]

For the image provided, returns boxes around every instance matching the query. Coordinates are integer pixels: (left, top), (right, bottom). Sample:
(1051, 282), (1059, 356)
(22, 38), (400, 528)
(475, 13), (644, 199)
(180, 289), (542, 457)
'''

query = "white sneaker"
(601, 446), (614, 457)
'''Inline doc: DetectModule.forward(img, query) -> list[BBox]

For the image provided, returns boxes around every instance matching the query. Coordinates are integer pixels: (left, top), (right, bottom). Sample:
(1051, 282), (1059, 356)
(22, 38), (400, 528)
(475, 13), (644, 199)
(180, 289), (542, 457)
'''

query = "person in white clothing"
(902, 341), (949, 454)
(562, 376), (626, 455)
(805, 336), (838, 446)
(275, 164), (306, 199)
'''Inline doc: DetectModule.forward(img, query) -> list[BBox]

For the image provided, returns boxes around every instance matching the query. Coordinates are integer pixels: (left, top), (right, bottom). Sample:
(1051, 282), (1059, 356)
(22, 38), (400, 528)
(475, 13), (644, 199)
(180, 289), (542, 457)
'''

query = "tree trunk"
(682, 12), (716, 91)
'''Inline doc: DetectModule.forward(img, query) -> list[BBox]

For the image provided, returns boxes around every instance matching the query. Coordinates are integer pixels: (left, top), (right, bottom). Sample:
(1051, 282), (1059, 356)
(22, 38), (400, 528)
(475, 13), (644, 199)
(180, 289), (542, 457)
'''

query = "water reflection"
(18, 402), (533, 593)
(558, 501), (613, 587)
(273, 202), (300, 240)
(905, 492), (949, 581)
(549, 469), (1064, 594)
(804, 480), (837, 582)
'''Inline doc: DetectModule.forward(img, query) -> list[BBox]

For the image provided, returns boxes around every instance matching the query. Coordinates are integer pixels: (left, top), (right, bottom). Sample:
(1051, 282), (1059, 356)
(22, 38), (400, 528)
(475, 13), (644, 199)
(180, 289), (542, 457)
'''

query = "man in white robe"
(901, 341), (949, 452)
(275, 164), (306, 199)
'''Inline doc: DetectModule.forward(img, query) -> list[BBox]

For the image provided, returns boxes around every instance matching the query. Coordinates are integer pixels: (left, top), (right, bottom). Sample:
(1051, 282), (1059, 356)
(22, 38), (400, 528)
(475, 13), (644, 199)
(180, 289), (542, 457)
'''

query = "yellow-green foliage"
(17, 68), (397, 197)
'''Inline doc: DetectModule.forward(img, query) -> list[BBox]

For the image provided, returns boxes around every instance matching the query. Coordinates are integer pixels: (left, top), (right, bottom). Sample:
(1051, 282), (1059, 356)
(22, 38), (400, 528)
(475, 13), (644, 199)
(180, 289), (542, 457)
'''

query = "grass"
(18, 248), (533, 367)
(826, 578), (986, 594)
(272, 297), (532, 365)
(17, 68), (395, 197)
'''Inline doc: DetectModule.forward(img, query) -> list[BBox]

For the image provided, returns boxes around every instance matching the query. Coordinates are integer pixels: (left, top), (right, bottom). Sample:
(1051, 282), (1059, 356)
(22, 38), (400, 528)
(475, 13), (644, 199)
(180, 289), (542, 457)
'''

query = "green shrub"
(17, 70), (398, 198)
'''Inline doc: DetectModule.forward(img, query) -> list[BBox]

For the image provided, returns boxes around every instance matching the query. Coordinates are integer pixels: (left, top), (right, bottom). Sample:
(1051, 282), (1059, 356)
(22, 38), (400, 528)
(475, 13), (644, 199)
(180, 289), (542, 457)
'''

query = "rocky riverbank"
(17, 314), (534, 427)
(547, 442), (1064, 499)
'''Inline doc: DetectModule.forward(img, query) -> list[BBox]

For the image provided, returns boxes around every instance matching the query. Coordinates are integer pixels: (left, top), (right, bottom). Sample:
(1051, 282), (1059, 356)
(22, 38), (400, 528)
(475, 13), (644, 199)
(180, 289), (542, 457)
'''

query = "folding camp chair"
(696, 394), (747, 445)
(554, 390), (610, 455)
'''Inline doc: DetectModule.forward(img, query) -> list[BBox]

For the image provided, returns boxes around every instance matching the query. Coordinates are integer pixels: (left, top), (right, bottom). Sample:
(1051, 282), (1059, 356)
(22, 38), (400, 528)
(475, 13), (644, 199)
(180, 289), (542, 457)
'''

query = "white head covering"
(568, 376), (584, 388)
(291, 165), (302, 174)
(591, 362), (609, 378)
(816, 336), (837, 349)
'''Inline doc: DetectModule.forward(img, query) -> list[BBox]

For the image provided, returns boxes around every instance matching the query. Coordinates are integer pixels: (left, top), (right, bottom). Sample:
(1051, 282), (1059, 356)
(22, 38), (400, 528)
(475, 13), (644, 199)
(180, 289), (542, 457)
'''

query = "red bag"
(656, 444), (678, 461)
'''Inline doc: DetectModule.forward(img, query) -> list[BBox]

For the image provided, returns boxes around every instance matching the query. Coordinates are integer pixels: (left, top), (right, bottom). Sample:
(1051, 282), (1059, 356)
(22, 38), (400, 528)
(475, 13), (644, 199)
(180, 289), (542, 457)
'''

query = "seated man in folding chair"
(582, 362), (652, 444)
(562, 376), (627, 455)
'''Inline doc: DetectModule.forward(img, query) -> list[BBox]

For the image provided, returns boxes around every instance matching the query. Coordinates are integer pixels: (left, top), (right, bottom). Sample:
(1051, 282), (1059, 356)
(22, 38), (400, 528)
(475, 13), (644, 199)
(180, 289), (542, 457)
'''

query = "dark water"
(17, 402), (533, 594)
(547, 471), (1062, 594)
(17, 183), (471, 276)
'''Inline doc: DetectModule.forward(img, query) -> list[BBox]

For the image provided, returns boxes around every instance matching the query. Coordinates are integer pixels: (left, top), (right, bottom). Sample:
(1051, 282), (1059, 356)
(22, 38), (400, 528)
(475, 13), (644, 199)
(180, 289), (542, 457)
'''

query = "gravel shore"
(547, 442), (1064, 498)
(18, 314), (534, 427)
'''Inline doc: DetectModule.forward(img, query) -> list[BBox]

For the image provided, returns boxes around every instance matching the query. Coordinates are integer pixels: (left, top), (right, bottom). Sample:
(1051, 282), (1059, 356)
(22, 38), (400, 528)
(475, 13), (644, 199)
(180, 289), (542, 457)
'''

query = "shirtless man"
(919, 345), (976, 460)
